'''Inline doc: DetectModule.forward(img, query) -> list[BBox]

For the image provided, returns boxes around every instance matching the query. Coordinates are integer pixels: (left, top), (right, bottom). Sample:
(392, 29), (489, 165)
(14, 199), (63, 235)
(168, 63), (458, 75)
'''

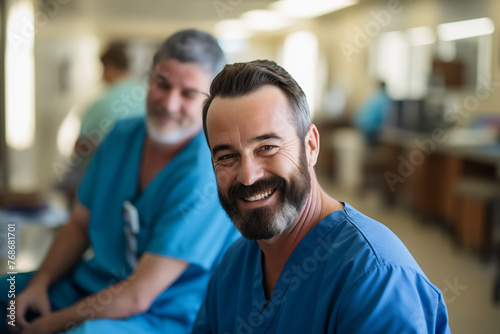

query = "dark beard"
(217, 147), (311, 240)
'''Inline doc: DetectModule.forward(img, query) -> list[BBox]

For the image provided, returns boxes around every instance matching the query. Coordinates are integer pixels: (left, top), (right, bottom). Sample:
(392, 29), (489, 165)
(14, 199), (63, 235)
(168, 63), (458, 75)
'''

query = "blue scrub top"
(192, 203), (450, 334)
(78, 77), (146, 169)
(76, 117), (240, 330)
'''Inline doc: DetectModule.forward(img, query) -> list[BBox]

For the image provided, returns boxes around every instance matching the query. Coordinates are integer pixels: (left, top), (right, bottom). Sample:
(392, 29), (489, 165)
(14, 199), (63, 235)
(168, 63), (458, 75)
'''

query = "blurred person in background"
(352, 80), (392, 193)
(1, 29), (239, 334)
(56, 42), (146, 205)
(353, 80), (391, 146)
(192, 60), (450, 333)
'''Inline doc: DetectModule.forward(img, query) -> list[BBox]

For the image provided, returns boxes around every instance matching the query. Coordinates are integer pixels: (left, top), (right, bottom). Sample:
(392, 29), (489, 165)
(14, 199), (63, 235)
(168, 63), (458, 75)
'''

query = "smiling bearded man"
(217, 144), (310, 240)
(191, 59), (451, 334)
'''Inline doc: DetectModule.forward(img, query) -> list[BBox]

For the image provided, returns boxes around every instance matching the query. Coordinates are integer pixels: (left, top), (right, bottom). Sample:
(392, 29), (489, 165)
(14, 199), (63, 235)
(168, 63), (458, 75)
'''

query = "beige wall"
(225, 0), (500, 120)
(482, 0), (500, 113)
(8, 0), (500, 192)
(315, 0), (500, 117)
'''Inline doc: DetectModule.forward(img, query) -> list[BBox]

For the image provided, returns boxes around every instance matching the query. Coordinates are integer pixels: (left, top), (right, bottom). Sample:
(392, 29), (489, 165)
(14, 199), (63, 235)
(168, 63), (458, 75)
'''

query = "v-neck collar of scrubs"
(250, 202), (352, 331)
(129, 122), (201, 208)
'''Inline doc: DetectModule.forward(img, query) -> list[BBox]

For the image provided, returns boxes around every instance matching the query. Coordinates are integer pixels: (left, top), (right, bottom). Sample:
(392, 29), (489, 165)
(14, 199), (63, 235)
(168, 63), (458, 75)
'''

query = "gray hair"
(152, 29), (225, 78)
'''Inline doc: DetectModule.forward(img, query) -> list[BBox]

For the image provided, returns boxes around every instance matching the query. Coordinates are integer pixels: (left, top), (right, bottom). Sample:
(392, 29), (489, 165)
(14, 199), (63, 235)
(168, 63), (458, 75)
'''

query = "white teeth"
(244, 189), (274, 202)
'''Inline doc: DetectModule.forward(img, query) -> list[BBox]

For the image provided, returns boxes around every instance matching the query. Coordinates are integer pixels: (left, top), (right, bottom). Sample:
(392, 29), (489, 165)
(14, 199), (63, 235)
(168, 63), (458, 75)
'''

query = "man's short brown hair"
(202, 60), (311, 147)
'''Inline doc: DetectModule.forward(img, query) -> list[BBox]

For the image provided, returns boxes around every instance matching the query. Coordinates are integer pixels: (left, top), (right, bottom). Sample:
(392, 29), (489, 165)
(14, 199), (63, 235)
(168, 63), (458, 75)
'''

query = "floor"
(1, 177), (499, 333)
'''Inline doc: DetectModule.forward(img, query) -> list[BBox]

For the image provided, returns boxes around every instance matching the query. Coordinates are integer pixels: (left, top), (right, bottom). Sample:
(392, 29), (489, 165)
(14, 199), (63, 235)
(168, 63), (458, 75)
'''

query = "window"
(282, 30), (319, 117)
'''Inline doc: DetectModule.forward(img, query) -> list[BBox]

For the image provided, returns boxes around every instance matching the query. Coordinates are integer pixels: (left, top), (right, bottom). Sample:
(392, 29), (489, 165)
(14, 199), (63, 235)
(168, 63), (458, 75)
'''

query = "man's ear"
(304, 124), (320, 167)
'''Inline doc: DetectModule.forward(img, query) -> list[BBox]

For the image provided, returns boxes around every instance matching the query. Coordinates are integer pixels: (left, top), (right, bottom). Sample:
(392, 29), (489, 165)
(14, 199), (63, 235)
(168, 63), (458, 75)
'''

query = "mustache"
(150, 108), (182, 120)
(228, 176), (285, 199)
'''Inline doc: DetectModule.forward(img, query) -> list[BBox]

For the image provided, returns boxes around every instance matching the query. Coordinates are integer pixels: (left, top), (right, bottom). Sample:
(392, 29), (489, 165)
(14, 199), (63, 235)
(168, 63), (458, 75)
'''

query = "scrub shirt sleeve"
(334, 265), (450, 334)
(145, 171), (237, 270)
(79, 99), (105, 136)
(76, 122), (122, 210)
(76, 134), (105, 210)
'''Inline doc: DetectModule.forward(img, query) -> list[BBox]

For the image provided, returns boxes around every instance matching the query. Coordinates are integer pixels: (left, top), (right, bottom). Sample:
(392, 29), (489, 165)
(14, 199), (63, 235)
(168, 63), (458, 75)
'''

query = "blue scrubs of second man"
(0, 29), (240, 334)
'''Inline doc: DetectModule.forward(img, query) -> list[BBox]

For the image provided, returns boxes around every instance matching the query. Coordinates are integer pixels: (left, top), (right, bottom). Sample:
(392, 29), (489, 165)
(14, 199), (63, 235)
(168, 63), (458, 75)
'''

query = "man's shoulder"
(321, 203), (422, 274)
(112, 116), (145, 134)
(171, 132), (214, 174)
(89, 117), (144, 163)
(100, 116), (143, 143)
(312, 205), (440, 303)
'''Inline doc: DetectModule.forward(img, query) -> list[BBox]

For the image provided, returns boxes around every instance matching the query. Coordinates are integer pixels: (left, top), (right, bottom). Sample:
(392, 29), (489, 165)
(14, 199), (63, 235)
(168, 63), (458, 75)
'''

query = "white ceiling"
(44, 0), (279, 38)
(79, 0), (277, 22)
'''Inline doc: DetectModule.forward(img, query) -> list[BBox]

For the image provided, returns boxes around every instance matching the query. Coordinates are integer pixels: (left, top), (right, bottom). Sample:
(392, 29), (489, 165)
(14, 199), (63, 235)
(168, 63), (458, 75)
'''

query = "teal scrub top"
(192, 203), (450, 334)
(76, 117), (240, 331)
(79, 77), (146, 137)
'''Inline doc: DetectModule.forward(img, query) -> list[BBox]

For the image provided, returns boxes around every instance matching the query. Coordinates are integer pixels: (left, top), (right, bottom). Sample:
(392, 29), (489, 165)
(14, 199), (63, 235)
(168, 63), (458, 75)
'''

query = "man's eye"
(182, 91), (199, 100)
(151, 75), (171, 90)
(157, 81), (171, 90)
(258, 145), (277, 156)
(259, 145), (277, 153)
(152, 78), (170, 90)
(218, 154), (235, 161)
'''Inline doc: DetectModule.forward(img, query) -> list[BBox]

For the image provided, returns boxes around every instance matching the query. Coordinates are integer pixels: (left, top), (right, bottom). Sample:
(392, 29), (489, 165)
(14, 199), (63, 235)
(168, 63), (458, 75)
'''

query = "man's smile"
(243, 188), (276, 202)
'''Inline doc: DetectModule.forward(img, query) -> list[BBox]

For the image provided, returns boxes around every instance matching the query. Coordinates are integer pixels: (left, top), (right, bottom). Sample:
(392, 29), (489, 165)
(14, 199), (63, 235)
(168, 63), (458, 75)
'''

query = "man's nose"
(237, 156), (264, 186)
(162, 89), (182, 114)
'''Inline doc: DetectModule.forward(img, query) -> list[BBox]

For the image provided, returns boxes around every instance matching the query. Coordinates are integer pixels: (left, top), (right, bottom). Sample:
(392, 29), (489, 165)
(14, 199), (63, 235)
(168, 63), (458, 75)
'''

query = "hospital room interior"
(0, 0), (499, 332)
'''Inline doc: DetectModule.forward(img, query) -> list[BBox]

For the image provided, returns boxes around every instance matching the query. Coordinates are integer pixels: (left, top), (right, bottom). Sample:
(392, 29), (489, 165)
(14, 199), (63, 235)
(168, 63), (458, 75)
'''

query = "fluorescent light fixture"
(236, 0), (356, 32)
(438, 17), (495, 41)
(6, 1), (35, 150)
(215, 19), (253, 39)
(282, 31), (318, 115)
(215, 20), (252, 53)
(407, 26), (435, 46)
(376, 31), (410, 99)
(241, 10), (291, 31)
(218, 38), (250, 54)
(271, 0), (357, 19)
